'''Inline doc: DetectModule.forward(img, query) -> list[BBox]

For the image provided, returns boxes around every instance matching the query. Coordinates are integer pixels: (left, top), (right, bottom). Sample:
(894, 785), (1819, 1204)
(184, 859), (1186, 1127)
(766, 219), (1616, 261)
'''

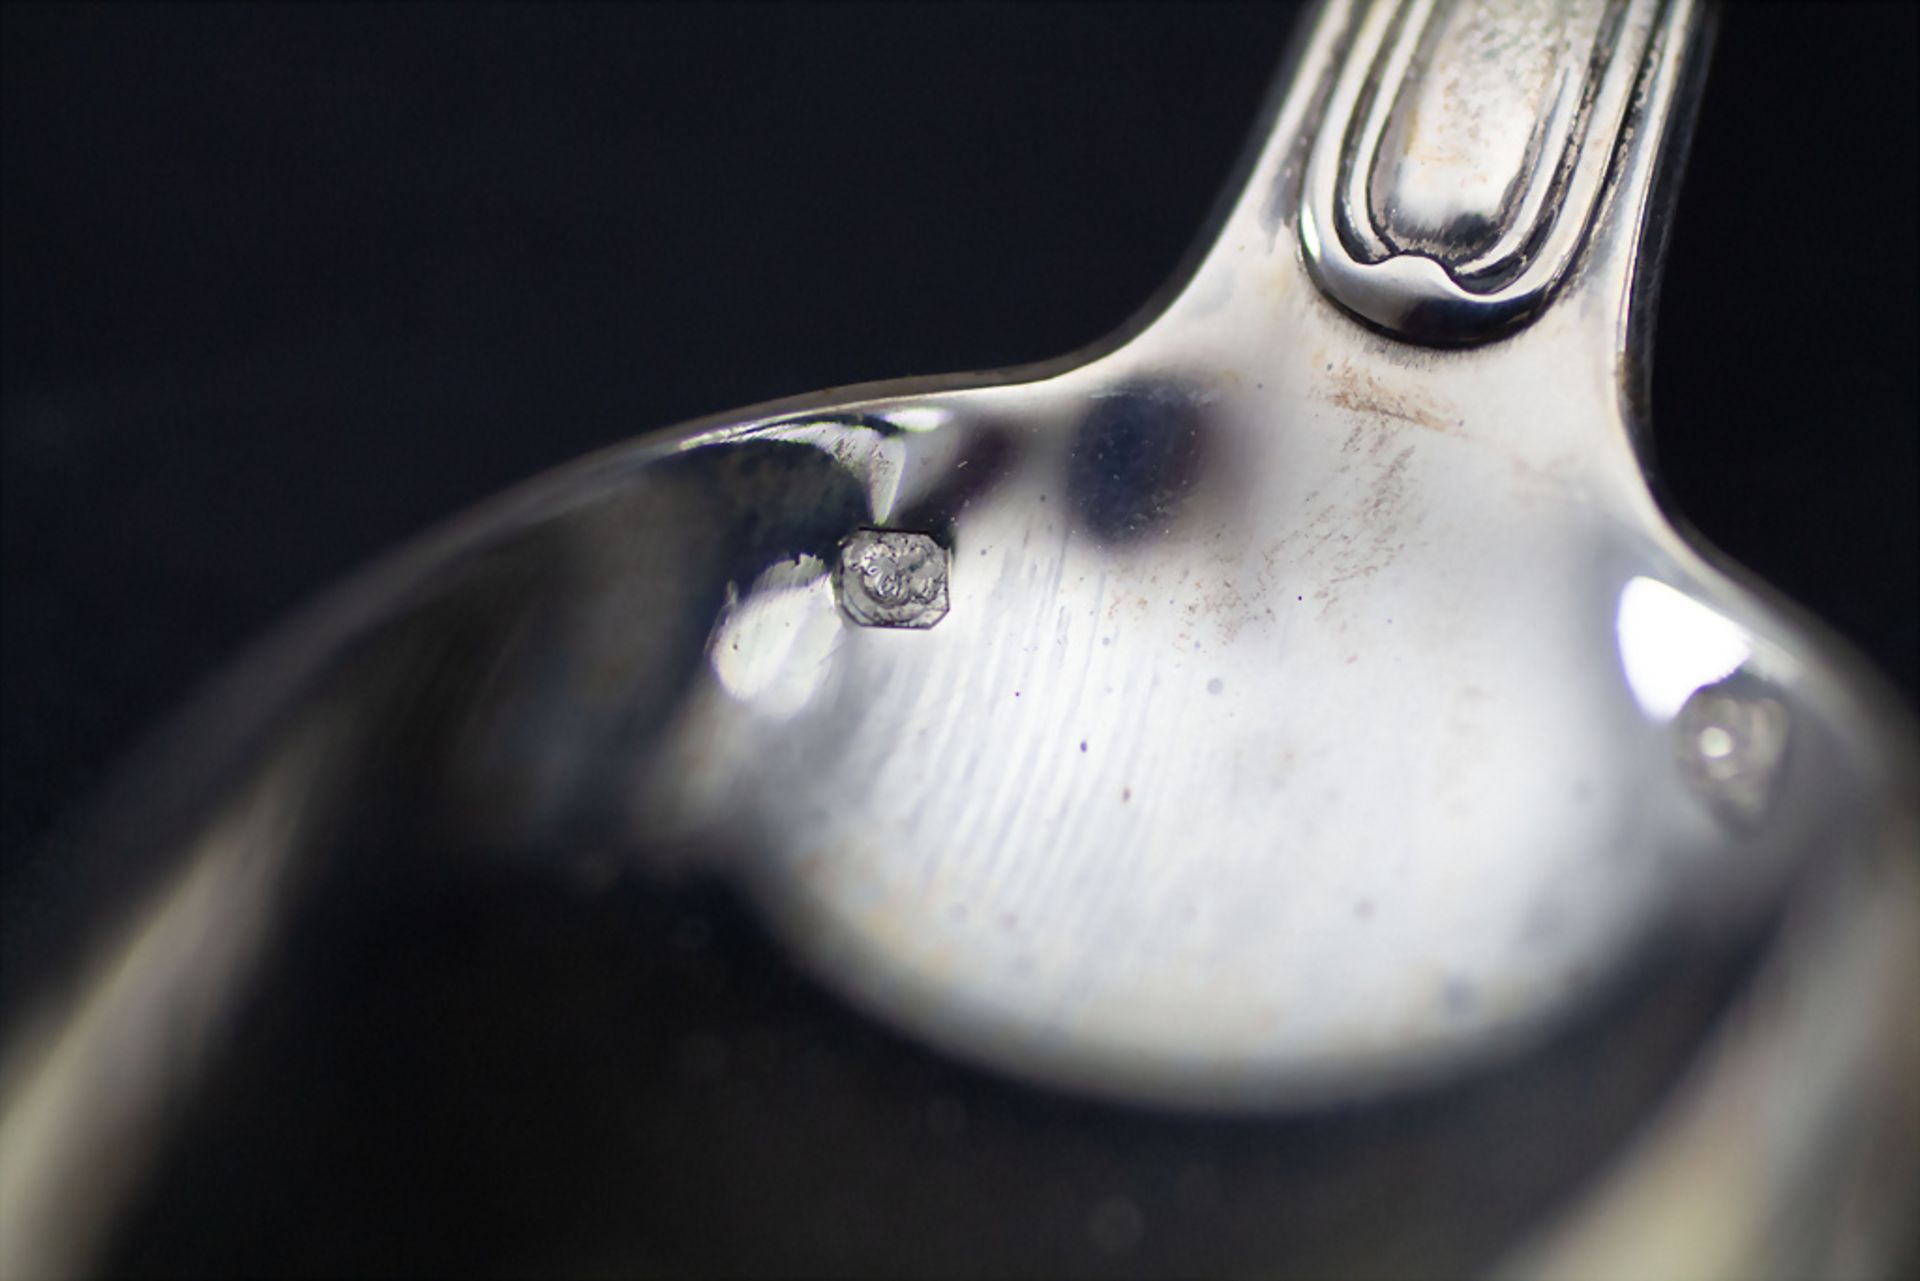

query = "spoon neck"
(1127, 0), (1712, 427)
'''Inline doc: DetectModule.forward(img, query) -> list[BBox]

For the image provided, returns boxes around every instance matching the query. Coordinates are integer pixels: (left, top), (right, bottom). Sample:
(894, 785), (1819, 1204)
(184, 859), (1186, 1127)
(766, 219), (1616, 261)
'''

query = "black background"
(4, 3), (1916, 906)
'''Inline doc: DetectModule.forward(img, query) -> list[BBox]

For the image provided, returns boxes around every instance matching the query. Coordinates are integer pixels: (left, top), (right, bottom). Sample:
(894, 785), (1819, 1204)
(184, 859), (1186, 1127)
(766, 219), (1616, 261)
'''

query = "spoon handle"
(1179, 0), (1711, 363)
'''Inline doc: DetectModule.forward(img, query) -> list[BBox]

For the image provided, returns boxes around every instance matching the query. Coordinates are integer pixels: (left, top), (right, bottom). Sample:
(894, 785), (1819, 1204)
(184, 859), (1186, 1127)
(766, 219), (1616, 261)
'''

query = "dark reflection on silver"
(2, 1), (1916, 1278)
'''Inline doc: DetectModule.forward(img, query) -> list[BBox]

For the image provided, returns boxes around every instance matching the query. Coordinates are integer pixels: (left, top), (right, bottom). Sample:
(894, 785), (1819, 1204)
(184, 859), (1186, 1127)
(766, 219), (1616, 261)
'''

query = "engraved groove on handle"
(1299, 0), (1671, 345)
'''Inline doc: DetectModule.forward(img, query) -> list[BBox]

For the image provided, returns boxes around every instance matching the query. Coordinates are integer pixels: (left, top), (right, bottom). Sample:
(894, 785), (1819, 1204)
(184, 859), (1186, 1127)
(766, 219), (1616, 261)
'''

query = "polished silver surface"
(1302, 0), (1666, 343)
(4, 1), (1917, 1277)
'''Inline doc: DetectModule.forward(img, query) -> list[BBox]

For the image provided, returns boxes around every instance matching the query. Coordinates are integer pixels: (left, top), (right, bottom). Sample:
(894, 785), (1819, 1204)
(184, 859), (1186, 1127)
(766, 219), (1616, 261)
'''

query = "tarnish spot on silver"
(835, 529), (949, 629)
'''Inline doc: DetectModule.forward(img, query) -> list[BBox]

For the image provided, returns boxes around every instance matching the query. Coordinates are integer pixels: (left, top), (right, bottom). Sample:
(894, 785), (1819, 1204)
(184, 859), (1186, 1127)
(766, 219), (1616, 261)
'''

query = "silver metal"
(834, 528), (951, 629)
(1673, 676), (1793, 829)
(1302, 0), (1665, 343)
(4, 1), (1917, 1277)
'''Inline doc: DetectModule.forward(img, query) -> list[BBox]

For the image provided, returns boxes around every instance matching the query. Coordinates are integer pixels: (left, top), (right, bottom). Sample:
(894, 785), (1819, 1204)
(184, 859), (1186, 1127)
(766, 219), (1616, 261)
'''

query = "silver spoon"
(4, 1), (1916, 1276)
